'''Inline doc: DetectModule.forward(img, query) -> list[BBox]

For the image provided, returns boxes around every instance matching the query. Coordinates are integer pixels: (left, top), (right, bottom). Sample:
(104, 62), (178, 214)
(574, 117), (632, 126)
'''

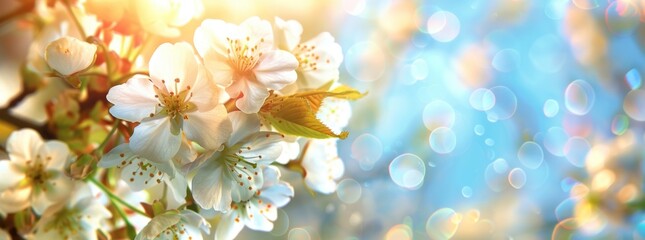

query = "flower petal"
(273, 17), (302, 51)
(227, 112), (261, 146)
(297, 32), (343, 89)
(229, 78), (269, 114)
(121, 157), (166, 191)
(194, 19), (236, 87)
(130, 118), (181, 163)
(45, 36), (97, 76)
(0, 161), (24, 191)
(0, 187), (31, 214)
(136, 212), (181, 240)
(107, 77), (159, 122)
(40, 140), (70, 170)
(148, 42), (198, 93)
(259, 167), (294, 208)
(238, 132), (284, 165)
(7, 129), (43, 168)
(31, 190), (53, 215)
(215, 212), (244, 240)
(242, 201), (273, 232)
(239, 17), (274, 50)
(190, 66), (220, 111)
(44, 174), (74, 205)
(191, 159), (232, 211)
(184, 105), (231, 150)
(254, 50), (298, 90)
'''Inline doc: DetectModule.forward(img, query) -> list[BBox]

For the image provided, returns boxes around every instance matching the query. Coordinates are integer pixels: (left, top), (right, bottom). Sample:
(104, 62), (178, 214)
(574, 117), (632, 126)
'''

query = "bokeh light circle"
(517, 141), (544, 169)
(427, 11), (460, 42)
(543, 99), (560, 118)
(486, 86), (518, 121)
(389, 153), (426, 189)
(337, 179), (362, 204)
(429, 127), (457, 154)
(611, 114), (629, 135)
(345, 41), (386, 82)
(508, 168), (527, 189)
(288, 228), (311, 240)
(351, 134), (383, 171)
(461, 186), (473, 198)
(425, 208), (462, 240)
(410, 58), (429, 80)
(623, 89), (645, 121)
(469, 88), (496, 111)
(564, 79), (595, 115)
(491, 48), (520, 72)
(543, 127), (569, 157)
(625, 68), (641, 90)
(563, 137), (590, 168)
(423, 100), (456, 130)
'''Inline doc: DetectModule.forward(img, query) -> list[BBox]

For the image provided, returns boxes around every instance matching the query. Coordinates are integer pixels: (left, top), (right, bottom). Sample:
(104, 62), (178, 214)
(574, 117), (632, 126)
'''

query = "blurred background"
(2, 0), (645, 239)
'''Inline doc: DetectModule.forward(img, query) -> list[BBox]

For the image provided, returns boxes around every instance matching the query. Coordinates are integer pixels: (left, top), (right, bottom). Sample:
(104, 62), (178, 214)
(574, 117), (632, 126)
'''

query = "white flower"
(99, 141), (191, 204)
(190, 112), (284, 212)
(316, 97), (352, 135)
(32, 183), (111, 240)
(215, 166), (294, 240)
(302, 139), (345, 194)
(107, 42), (232, 162)
(273, 17), (343, 91)
(136, 210), (209, 240)
(45, 36), (97, 76)
(194, 17), (299, 113)
(136, 0), (204, 38)
(0, 129), (73, 215)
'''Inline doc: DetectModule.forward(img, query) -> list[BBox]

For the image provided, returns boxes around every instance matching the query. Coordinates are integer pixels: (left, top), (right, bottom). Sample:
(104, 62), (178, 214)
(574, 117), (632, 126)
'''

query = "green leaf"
(259, 85), (364, 139)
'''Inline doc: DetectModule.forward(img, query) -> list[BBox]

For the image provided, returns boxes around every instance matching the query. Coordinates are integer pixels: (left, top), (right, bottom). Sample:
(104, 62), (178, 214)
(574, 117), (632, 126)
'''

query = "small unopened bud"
(65, 154), (97, 180)
(13, 208), (36, 235)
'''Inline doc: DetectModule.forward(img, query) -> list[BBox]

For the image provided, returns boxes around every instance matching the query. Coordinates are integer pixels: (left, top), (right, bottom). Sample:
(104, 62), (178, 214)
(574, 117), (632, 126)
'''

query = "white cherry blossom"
(215, 166), (294, 240)
(190, 112), (284, 212)
(32, 183), (111, 240)
(136, 210), (209, 240)
(194, 17), (299, 113)
(273, 17), (343, 91)
(0, 129), (73, 215)
(301, 139), (345, 194)
(107, 42), (232, 162)
(45, 36), (97, 76)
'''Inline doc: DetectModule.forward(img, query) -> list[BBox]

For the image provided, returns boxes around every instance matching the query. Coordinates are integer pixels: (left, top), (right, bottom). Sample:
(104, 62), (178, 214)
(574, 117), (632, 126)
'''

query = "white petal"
(180, 210), (210, 234)
(121, 157), (165, 191)
(190, 66), (220, 111)
(215, 212), (244, 240)
(227, 112), (261, 146)
(136, 212), (181, 240)
(275, 141), (300, 164)
(229, 162), (263, 203)
(193, 19), (235, 87)
(0, 187), (31, 214)
(31, 190), (53, 215)
(40, 140), (70, 170)
(297, 32), (343, 89)
(254, 50), (298, 90)
(259, 181), (294, 208)
(130, 118), (181, 163)
(7, 129), (43, 168)
(191, 160), (232, 211)
(183, 105), (232, 150)
(0, 161), (24, 191)
(107, 77), (159, 122)
(148, 42), (198, 93)
(242, 201), (273, 232)
(237, 132), (284, 165)
(44, 174), (74, 204)
(44, 36), (97, 75)
(165, 171), (187, 203)
(99, 143), (132, 168)
(229, 78), (269, 114)
(239, 17), (274, 49)
(273, 17), (302, 51)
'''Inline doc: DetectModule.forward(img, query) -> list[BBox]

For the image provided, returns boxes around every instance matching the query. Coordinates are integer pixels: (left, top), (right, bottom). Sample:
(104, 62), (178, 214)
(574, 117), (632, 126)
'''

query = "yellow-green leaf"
(259, 86), (364, 139)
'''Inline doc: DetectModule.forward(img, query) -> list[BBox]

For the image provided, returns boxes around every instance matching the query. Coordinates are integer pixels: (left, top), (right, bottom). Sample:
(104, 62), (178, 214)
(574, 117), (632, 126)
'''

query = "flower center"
(43, 207), (82, 238)
(226, 36), (265, 76)
(159, 222), (191, 239)
(24, 155), (53, 189)
(151, 78), (196, 122)
(220, 145), (265, 194)
(294, 43), (330, 71)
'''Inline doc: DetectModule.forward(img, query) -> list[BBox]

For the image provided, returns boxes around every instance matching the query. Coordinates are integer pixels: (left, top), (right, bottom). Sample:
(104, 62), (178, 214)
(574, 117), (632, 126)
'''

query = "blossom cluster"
(0, 0), (360, 239)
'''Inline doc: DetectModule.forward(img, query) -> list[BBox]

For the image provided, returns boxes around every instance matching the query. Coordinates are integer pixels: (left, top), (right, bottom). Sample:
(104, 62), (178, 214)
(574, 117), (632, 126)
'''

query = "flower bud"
(45, 36), (97, 76)
(65, 154), (97, 180)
